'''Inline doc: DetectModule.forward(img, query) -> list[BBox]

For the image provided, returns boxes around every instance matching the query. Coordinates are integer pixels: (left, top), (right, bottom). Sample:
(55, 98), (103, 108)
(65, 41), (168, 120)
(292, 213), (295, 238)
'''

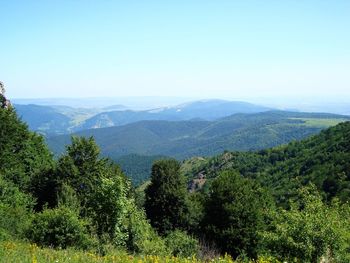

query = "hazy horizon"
(2, 1), (350, 101)
(10, 95), (350, 115)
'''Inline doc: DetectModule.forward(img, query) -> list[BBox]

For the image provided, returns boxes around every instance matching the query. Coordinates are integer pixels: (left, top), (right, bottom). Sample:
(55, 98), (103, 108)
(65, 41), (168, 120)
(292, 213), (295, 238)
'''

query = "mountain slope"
(14, 104), (72, 135)
(115, 154), (168, 186)
(47, 111), (349, 160)
(74, 100), (271, 130)
(183, 121), (350, 204)
(151, 99), (271, 120)
(14, 99), (271, 134)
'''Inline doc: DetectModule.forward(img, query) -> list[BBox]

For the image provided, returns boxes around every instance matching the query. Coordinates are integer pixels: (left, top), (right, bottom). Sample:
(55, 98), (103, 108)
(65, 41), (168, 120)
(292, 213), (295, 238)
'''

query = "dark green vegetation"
(184, 121), (350, 205)
(48, 111), (349, 160)
(145, 160), (191, 235)
(1, 90), (350, 262)
(202, 171), (269, 258)
(115, 154), (167, 186)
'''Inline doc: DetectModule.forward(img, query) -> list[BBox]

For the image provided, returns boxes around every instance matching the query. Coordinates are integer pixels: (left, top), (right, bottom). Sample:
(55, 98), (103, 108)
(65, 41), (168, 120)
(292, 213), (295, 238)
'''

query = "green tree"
(0, 106), (53, 191)
(26, 206), (94, 249)
(145, 159), (190, 235)
(0, 177), (34, 240)
(89, 174), (130, 245)
(261, 185), (350, 263)
(125, 204), (168, 255)
(165, 230), (199, 257)
(202, 170), (270, 258)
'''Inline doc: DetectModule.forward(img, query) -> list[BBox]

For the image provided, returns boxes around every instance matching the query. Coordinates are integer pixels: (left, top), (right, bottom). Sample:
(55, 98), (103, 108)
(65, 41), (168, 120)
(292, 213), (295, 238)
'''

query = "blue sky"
(1, 0), (350, 100)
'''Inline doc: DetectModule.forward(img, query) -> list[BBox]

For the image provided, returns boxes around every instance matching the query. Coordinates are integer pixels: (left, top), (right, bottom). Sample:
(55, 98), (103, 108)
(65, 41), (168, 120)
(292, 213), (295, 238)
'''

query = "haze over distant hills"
(14, 99), (271, 135)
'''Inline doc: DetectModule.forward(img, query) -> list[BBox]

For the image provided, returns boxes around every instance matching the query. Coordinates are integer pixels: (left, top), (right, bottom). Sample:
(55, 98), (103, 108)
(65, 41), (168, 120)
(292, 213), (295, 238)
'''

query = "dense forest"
(183, 121), (350, 204)
(1, 89), (350, 262)
(47, 111), (349, 160)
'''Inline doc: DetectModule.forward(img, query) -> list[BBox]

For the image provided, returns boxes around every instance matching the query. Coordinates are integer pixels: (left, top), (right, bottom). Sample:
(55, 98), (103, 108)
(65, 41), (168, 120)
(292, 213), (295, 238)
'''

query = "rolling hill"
(47, 110), (350, 160)
(182, 121), (350, 204)
(14, 100), (271, 134)
(14, 104), (72, 135)
(72, 99), (271, 130)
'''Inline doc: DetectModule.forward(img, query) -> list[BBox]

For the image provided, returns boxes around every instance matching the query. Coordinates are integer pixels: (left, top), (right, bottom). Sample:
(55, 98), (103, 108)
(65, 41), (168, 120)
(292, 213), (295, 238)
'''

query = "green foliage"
(165, 230), (199, 258)
(202, 171), (270, 259)
(26, 206), (94, 249)
(145, 159), (190, 235)
(124, 205), (168, 255)
(188, 121), (350, 205)
(115, 154), (168, 186)
(89, 175), (130, 245)
(57, 183), (81, 213)
(0, 177), (34, 240)
(261, 185), (350, 263)
(47, 111), (349, 159)
(0, 107), (53, 191)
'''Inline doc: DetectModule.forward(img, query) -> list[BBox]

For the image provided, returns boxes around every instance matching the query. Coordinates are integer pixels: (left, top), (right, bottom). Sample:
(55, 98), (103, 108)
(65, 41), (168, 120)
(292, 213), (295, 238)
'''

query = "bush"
(26, 206), (94, 249)
(125, 204), (168, 255)
(261, 185), (350, 262)
(0, 178), (33, 240)
(165, 230), (199, 257)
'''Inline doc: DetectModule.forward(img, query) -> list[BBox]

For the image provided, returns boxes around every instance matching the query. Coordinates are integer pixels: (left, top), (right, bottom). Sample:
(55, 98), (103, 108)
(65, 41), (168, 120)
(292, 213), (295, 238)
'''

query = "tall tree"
(202, 170), (270, 259)
(0, 96), (53, 191)
(145, 159), (189, 235)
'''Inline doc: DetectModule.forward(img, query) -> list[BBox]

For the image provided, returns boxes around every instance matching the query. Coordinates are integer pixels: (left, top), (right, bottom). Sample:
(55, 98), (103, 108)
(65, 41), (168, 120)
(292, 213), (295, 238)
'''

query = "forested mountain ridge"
(183, 121), (350, 204)
(14, 100), (271, 135)
(47, 110), (349, 160)
(14, 104), (72, 134)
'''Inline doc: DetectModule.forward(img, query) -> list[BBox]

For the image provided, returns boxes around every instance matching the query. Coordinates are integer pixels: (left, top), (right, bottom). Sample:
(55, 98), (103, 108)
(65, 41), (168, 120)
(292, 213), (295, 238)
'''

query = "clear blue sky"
(1, 0), (349, 100)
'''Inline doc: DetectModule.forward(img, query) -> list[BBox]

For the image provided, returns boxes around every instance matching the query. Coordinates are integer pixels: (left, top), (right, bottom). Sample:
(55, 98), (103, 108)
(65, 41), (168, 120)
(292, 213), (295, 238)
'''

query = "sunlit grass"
(0, 241), (280, 263)
(290, 117), (347, 127)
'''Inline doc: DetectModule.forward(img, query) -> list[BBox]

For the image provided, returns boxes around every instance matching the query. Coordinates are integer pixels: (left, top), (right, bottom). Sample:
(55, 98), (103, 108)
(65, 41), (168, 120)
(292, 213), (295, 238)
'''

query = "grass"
(290, 118), (347, 128)
(0, 241), (280, 263)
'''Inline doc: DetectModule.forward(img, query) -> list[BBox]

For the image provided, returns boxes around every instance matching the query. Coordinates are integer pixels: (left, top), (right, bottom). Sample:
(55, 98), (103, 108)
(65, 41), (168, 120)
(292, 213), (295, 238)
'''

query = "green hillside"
(14, 104), (72, 135)
(115, 154), (168, 186)
(14, 104), (103, 135)
(47, 111), (349, 160)
(183, 121), (350, 204)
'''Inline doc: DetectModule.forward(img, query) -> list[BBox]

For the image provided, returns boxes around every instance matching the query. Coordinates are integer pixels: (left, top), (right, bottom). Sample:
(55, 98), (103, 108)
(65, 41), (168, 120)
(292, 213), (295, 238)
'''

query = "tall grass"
(0, 241), (280, 263)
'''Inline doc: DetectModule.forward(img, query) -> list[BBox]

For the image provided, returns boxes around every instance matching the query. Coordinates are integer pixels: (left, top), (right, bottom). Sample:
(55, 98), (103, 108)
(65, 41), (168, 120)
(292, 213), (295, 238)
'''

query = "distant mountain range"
(75, 100), (271, 130)
(14, 99), (271, 135)
(47, 111), (349, 160)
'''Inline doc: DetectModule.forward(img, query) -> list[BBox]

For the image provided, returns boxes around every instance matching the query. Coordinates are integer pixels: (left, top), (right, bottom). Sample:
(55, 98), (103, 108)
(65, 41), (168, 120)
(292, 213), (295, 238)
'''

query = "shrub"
(165, 230), (199, 257)
(26, 206), (94, 249)
(0, 178), (33, 240)
(261, 185), (350, 262)
(125, 204), (168, 255)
